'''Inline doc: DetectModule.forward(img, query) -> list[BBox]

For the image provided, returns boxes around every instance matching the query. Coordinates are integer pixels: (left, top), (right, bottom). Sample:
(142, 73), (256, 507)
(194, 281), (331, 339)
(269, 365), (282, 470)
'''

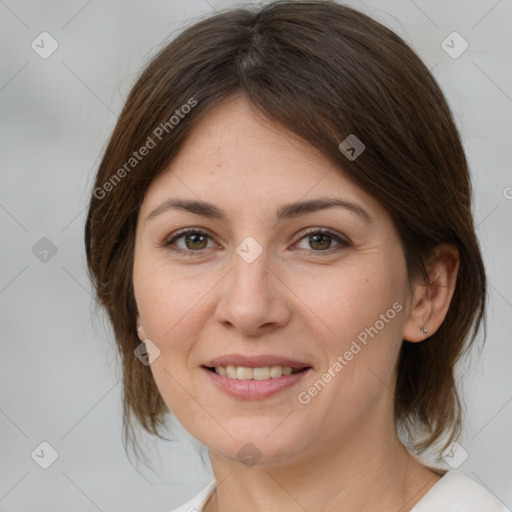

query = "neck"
(203, 417), (440, 512)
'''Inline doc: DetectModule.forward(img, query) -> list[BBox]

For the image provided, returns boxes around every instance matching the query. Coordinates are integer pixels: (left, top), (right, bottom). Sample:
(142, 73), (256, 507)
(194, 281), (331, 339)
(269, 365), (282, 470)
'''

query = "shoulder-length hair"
(85, 0), (486, 460)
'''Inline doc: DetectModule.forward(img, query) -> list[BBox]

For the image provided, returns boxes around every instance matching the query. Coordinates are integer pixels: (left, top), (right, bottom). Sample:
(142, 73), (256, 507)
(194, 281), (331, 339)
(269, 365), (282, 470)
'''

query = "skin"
(133, 94), (460, 512)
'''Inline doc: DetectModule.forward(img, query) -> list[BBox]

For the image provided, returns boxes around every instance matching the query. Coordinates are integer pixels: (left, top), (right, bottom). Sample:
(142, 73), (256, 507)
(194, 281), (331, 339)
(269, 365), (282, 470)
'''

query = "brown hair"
(84, 0), (486, 460)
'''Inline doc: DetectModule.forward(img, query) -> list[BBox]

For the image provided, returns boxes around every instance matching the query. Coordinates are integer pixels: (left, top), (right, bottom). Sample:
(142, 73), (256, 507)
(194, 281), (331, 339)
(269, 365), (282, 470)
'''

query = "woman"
(84, 1), (509, 510)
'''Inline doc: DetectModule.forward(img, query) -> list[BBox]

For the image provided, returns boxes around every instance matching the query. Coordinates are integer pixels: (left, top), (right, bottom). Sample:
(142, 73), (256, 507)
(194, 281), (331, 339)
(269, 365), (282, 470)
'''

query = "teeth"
(215, 365), (297, 380)
(253, 367), (271, 380)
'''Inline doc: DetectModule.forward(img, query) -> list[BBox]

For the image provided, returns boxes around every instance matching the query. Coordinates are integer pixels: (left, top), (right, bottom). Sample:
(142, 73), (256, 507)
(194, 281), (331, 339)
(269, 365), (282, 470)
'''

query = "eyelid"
(163, 227), (212, 245)
(163, 226), (350, 256)
(291, 227), (350, 254)
(297, 227), (350, 245)
(162, 227), (219, 254)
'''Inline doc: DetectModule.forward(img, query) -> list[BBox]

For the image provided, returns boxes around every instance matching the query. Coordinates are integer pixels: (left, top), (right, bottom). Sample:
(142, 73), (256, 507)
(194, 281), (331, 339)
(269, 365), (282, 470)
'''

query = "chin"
(196, 424), (313, 468)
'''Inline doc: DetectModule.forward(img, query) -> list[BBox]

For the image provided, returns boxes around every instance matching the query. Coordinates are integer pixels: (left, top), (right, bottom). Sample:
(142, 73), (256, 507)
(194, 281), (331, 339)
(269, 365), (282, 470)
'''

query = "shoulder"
(412, 470), (510, 512)
(168, 480), (216, 512)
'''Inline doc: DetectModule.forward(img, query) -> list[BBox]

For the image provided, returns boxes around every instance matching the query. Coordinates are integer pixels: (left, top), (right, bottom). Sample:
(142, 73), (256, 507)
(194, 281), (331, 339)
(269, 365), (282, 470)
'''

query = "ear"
(402, 243), (460, 342)
(136, 315), (146, 341)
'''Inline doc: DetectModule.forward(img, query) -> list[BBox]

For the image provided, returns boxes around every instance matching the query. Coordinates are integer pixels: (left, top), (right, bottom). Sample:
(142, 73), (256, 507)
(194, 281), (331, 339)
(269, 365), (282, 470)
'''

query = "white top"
(169, 471), (510, 512)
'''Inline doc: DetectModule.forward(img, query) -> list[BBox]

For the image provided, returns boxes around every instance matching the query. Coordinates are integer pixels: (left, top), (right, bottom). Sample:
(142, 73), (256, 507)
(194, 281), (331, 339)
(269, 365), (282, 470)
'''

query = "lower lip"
(202, 367), (311, 400)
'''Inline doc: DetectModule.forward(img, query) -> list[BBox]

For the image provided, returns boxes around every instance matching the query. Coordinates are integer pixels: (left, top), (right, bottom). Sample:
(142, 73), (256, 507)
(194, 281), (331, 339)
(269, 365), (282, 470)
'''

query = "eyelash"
(162, 227), (350, 257)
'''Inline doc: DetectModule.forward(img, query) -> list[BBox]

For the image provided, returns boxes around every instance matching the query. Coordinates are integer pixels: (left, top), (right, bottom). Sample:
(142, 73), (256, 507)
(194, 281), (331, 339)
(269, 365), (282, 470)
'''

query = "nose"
(214, 249), (291, 336)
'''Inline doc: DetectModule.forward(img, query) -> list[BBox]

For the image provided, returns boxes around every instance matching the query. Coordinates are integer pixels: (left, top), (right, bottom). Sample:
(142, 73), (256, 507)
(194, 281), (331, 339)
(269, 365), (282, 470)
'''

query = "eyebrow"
(146, 197), (373, 224)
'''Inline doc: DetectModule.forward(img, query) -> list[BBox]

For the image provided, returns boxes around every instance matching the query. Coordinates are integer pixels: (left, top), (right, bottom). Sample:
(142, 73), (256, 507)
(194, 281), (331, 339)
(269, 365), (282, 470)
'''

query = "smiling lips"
(212, 365), (297, 380)
(202, 353), (312, 399)
(203, 353), (311, 379)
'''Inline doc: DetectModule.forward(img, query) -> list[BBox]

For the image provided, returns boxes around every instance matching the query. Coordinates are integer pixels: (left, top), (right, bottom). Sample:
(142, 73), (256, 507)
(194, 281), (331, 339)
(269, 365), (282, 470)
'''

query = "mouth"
(200, 355), (313, 400)
(202, 365), (310, 380)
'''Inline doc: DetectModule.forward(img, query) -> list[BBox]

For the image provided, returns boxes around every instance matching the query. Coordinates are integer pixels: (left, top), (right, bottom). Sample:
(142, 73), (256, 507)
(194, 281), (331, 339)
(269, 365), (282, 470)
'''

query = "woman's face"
(133, 95), (413, 467)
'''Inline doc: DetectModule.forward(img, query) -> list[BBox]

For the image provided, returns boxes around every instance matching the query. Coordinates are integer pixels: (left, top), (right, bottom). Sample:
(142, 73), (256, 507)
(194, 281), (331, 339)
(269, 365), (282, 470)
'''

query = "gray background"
(1, 0), (511, 510)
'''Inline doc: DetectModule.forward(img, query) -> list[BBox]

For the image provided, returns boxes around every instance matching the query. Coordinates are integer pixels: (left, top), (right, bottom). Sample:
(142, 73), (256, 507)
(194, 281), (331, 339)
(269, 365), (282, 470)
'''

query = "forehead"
(139, 95), (383, 220)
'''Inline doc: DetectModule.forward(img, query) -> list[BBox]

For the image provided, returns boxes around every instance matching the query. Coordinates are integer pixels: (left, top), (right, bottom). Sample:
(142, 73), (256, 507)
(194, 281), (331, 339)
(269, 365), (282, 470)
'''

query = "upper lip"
(203, 354), (312, 369)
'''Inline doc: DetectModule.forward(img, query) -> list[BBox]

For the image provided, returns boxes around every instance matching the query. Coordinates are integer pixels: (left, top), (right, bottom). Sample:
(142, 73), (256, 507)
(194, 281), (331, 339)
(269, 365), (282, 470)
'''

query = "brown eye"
(308, 233), (333, 250)
(164, 229), (215, 256)
(294, 228), (350, 254)
(182, 232), (208, 250)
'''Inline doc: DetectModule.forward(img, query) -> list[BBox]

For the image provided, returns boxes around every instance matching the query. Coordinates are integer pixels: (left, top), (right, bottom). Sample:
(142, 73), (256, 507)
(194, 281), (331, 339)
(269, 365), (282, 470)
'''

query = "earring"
(421, 326), (429, 335)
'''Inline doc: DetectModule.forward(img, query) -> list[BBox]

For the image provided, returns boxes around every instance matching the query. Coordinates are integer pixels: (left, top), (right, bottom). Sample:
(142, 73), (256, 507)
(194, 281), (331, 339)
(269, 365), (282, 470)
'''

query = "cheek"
(133, 264), (204, 413)
(133, 255), (210, 341)
(294, 260), (406, 398)
(132, 257), (216, 405)
(292, 261), (402, 343)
